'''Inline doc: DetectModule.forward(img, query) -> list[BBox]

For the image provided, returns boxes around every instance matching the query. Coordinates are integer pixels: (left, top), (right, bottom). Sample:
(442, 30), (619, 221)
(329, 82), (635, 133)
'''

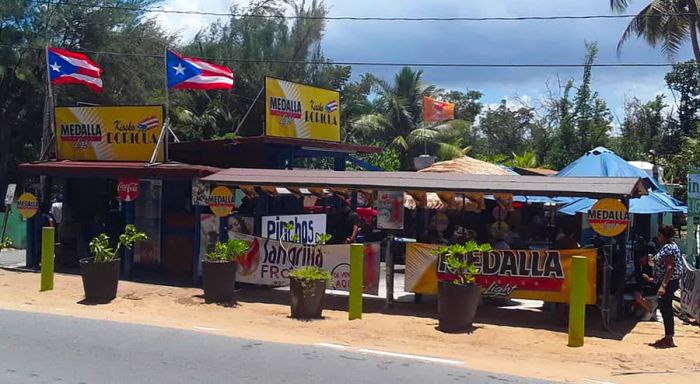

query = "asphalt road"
(0, 309), (555, 384)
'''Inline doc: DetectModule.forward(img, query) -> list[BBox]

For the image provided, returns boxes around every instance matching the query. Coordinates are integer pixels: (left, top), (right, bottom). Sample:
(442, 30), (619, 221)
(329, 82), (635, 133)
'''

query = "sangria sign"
(231, 233), (380, 295)
(406, 243), (597, 304)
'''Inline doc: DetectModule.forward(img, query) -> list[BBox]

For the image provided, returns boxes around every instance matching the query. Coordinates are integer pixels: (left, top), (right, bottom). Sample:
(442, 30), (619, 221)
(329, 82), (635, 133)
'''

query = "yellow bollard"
(349, 243), (363, 320)
(40, 227), (55, 292)
(568, 256), (587, 347)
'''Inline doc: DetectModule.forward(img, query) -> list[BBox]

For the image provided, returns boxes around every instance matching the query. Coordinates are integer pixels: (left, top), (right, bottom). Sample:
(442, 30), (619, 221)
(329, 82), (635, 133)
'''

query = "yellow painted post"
(349, 243), (363, 320)
(568, 256), (587, 347)
(40, 227), (55, 292)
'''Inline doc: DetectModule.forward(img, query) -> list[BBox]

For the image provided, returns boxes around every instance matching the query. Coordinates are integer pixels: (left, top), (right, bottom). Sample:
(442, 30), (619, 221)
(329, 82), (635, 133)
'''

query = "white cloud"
(158, 0), (692, 114)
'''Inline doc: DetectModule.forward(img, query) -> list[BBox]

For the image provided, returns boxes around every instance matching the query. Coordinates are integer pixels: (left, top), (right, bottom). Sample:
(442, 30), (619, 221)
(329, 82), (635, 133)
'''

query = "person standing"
(651, 225), (683, 348)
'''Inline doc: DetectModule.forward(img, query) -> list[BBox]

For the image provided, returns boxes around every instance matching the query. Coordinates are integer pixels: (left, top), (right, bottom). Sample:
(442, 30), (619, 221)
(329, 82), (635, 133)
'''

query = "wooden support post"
(568, 256), (587, 347)
(40, 227), (55, 291)
(349, 243), (363, 320)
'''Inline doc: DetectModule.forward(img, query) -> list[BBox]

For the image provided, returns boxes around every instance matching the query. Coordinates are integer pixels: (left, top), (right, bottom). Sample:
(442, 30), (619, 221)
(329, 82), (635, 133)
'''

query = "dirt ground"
(0, 268), (698, 384)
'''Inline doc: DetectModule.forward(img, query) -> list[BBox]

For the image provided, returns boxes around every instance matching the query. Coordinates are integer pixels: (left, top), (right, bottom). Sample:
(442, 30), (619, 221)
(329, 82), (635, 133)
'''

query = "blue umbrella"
(555, 147), (686, 214)
(558, 191), (687, 215)
(557, 146), (664, 192)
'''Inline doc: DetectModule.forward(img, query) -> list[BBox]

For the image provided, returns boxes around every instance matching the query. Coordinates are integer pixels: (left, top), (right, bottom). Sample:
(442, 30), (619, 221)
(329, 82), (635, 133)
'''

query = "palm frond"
(391, 135), (409, 150)
(436, 143), (466, 161)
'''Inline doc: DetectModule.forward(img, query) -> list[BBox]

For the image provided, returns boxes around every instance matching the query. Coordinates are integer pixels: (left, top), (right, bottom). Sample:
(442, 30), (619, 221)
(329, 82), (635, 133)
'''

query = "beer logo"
(587, 198), (629, 237)
(207, 186), (235, 217)
(269, 96), (302, 119)
(16, 192), (39, 219)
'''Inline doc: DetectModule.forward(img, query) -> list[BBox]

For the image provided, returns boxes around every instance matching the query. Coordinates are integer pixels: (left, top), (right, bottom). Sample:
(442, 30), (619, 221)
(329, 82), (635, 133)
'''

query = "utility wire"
(4, 44), (696, 68)
(2, 44), (694, 68)
(38, 1), (699, 22)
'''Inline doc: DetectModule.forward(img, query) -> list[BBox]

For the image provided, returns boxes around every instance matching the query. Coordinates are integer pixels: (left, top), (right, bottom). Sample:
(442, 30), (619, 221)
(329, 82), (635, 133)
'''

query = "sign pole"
(567, 256), (587, 347)
(40, 227), (55, 291)
(349, 243), (363, 320)
(234, 85), (264, 136)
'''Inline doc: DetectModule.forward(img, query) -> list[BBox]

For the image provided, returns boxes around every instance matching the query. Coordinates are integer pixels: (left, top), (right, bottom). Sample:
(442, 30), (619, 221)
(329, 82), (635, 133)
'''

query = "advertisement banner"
(54, 105), (164, 161)
(231, 233), (380, 295)
(680, 258), (700, 322)
(688, 170), (700, 217)
(376, 191), (404, 230)
(405, 242), (598, 304)
(587, 198), (629, 237)
(265, 77), (340, 142)
(262, 213), (327, 245)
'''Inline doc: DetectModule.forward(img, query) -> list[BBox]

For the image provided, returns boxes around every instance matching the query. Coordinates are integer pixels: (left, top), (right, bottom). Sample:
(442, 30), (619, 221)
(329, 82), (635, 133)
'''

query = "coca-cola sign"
(117, 177), (139, 201)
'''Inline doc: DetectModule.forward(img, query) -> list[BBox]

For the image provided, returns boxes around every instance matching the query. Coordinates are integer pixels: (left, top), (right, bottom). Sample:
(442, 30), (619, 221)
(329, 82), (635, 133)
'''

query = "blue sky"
(158, 0), (694, 123)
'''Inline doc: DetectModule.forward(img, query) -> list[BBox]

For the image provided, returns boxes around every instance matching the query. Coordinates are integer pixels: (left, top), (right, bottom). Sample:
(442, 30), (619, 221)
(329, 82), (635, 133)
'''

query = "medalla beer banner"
(55, 105), (164, 161)
(405, 242), (598, 304)
(264, 77), (340, 142)
(231, 233), (380, 295)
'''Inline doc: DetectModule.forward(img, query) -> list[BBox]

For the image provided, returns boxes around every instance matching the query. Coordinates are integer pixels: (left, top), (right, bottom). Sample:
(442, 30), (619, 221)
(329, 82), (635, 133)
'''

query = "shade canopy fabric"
(554, 147), (685, 214)
(557, 146), (664, 191)
(559, 191), (687, 215)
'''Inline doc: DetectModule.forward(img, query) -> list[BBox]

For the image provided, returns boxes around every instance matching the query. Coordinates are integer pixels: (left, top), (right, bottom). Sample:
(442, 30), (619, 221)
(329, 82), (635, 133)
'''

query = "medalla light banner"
(54, 106), (164, 161)
(405, 243), (598, 304)
(265, 77), (340, 142)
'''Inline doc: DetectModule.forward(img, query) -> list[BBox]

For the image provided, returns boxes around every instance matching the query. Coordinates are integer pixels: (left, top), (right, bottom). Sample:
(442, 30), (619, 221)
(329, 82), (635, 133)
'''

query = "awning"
(19, 160), (221, 179)
(201, 168), (648, 198)
(559, 191), (687, 215)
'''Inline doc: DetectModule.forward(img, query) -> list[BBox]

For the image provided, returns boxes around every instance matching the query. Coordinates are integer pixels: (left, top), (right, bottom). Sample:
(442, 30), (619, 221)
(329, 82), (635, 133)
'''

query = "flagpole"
(42, 45), (55, 161)
(163, 47), (170, 162)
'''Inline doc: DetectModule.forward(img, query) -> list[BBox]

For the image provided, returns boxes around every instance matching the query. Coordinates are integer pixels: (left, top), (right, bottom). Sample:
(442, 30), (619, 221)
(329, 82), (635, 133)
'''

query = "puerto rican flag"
(138, 116), (160, 131)
(166, 50), (233, 90)
(47, 48), (104, 93)
(324, 100), (338, 113)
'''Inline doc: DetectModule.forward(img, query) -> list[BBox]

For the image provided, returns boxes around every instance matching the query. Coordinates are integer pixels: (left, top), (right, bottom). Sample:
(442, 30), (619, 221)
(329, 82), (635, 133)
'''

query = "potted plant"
(202, 238), (250, 303)
(80, 224), (147, 303)
(289, 266), (332, 319)
(434, 241), (492, 332)
(278, 223), (333, 319)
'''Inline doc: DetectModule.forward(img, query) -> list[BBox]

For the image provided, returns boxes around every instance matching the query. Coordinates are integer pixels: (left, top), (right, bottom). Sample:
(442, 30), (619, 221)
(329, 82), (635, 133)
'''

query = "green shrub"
(89, 224), (147, 263)
(289, 266), (332, 284)
(0, 236), (12, 250)
(206, 239), (250, 262)
(433, 241), (492, 285)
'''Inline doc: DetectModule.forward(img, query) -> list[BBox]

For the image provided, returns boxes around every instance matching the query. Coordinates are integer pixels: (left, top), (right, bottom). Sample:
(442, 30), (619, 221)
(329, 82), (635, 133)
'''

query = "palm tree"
(611, 0), (700, 63)
(510, 151), (539, 168)
(351, 67), (473, 169)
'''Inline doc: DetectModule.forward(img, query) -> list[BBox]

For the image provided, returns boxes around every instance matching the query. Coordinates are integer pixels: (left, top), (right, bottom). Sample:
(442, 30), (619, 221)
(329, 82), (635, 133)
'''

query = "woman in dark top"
(650, 225), (684, 348)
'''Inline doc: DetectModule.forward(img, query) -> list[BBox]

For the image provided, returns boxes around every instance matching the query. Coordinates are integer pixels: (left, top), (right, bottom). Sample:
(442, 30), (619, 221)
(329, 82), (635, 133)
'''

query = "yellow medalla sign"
(587, 198), (629, 237)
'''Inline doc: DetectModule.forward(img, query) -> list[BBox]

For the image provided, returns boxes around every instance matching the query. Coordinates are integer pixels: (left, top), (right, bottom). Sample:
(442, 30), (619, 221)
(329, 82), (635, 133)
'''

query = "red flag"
(423, 96), (455, 122)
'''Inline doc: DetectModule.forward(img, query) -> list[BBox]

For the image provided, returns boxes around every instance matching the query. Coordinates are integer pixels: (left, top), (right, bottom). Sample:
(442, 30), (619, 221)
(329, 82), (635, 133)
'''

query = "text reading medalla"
(270, 97), (302, 118)
(60, 124), (102, 142)
(587, 210), (629, 221)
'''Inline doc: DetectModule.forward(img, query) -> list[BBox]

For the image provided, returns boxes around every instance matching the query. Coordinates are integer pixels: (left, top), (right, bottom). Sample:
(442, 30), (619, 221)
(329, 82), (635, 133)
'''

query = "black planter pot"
(201, 261), (237, 303)
(437, 281), (481, 333)
(289, 277), (326, 319)
(79, 257), (120, 303)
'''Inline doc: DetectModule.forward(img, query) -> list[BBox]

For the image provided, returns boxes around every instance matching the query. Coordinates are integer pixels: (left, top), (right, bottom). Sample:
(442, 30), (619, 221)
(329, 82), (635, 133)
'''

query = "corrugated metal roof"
(201, 168), (648, 198)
